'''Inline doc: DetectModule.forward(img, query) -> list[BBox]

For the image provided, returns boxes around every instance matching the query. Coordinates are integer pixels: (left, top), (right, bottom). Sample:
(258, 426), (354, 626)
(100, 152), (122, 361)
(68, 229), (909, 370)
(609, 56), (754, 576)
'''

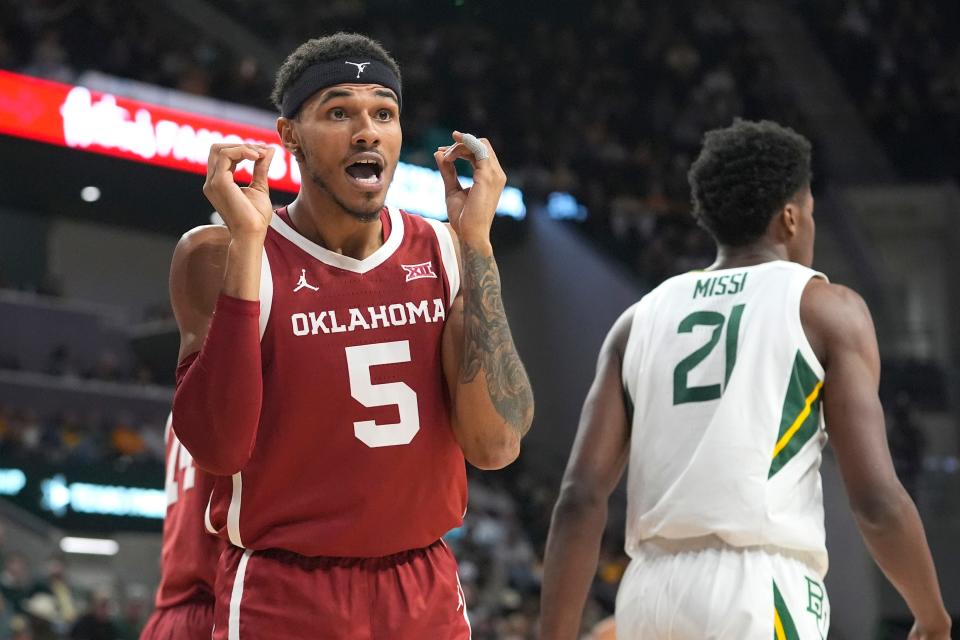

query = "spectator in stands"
(69, 590), (117, 640)
(45, 345), (80, 379)
(21, 591), (58, 640)
(114, 586), (148, 640)
(84, 351), (122, 383)
(37, 417), (62, 463)
(8, 410), (39, 457)
(138, 420), (165, 463)
(0, 409), (18, 456)
(59, 413), (87, 461)
(7, 613), (33, 640)
(0, 552), (32, 614)
(0, 588), (14, 638)
(30, 554), (78, 631)
(110, 418), (146, 460)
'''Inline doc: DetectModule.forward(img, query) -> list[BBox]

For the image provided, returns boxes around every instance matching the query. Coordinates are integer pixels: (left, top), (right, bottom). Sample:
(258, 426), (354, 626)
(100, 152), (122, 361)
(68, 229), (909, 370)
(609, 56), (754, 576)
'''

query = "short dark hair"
(271, 32), (402, 113)
(688, 119), (812, 247)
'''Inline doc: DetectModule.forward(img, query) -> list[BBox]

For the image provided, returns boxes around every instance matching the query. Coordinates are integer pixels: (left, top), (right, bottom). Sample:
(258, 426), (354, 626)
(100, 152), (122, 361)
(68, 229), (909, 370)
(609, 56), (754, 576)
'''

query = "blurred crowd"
(0, 0), (817, 287)
(802, 0), (960, 181)
(0, 525), (149, 640)
(0, 404), (166, 467)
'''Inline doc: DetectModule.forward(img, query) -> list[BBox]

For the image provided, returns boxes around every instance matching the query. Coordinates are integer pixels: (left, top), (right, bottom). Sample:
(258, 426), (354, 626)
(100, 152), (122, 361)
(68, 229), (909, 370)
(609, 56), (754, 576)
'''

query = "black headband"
(280, 59), (402, 118)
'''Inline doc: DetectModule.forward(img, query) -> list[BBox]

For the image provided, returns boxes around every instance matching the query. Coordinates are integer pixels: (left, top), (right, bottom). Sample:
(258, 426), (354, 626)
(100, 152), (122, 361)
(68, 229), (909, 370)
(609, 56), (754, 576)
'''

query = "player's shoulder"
(398, 208), (447, 234)
(170, 224), (231, 294)
(605, 301), (642, 358)
(800, 278), (874, 353)
(176, 224), (231, 253)
(801, 278), (869, 317)
(397, 210), (461, 264)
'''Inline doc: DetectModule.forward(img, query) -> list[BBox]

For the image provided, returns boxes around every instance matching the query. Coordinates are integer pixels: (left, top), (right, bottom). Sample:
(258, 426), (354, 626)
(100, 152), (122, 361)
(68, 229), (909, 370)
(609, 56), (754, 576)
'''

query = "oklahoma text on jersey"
(290, 298), (446, 336)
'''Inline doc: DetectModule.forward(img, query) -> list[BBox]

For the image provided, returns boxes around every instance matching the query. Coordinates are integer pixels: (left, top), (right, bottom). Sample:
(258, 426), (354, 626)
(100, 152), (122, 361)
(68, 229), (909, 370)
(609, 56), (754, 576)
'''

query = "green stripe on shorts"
(773, 580), (800, 640)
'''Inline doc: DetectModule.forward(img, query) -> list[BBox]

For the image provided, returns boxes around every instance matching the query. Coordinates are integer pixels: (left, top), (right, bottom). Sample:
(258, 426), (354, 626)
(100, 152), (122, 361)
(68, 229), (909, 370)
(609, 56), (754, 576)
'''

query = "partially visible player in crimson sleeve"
(169, 32), (534, 639)
(139, 411), (223, 640)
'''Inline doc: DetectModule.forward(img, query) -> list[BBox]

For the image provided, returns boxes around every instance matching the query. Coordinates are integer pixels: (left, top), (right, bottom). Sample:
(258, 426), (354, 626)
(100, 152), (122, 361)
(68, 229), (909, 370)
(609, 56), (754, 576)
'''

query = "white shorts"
(615, 539), (830, 639)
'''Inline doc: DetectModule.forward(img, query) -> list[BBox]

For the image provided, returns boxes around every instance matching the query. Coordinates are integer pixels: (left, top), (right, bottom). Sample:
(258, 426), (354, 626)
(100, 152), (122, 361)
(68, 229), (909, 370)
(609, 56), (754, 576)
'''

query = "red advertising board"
(0, 71), (300, 192)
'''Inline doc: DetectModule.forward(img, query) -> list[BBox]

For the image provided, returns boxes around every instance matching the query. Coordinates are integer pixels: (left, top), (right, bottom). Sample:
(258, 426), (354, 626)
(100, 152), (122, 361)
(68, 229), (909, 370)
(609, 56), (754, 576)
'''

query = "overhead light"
(60, 537), (119, 556)
(80, 186), (101, 202)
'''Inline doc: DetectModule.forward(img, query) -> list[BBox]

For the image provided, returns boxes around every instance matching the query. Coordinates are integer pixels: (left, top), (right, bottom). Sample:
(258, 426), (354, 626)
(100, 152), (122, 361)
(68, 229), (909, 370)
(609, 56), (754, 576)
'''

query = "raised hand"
(434, 131), (507, 244)
(202, 143), (277, 237)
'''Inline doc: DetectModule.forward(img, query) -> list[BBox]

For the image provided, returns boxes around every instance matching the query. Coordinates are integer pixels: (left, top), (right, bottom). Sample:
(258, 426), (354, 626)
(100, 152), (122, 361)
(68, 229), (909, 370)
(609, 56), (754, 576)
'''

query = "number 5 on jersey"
(346, 340), (421, 448)
(673, 304), (745, 405)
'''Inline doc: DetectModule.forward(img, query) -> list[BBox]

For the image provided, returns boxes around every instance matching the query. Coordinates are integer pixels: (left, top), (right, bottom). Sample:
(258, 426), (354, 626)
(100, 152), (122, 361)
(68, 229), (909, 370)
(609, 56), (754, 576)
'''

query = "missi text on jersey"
(693, 272), (748, 299)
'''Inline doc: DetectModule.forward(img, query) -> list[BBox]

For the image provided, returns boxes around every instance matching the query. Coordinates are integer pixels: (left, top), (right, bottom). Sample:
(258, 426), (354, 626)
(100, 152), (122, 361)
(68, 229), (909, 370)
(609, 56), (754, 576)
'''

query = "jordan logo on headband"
(345, 61), (371, 78)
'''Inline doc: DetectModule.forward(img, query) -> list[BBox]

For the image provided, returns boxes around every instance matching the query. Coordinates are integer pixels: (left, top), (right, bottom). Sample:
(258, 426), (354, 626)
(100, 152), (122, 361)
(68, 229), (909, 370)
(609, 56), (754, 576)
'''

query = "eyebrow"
(317, 89), (353, 105)
(316, 88), (399, 106)
(374, 89), (399, 105)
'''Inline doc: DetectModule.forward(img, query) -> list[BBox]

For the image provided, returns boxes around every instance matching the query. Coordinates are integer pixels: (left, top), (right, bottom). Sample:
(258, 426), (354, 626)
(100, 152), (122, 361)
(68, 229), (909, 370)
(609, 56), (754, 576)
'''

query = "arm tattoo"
(460, 243), (534, 436)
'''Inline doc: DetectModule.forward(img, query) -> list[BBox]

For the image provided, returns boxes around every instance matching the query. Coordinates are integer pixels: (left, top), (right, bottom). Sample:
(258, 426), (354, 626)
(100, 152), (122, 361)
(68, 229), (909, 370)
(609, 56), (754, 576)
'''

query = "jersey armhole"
(259, 247), (273, 340)
(791, 270), (827, 379)
(204, 490), (216, 535)
(620, 300), (645, 408)
(424, 218), (460, 308)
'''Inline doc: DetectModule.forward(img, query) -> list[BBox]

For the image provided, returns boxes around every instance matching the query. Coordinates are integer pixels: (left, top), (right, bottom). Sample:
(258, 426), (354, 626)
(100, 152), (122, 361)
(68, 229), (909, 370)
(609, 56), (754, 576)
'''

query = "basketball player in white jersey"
(540, 120), (951, 639)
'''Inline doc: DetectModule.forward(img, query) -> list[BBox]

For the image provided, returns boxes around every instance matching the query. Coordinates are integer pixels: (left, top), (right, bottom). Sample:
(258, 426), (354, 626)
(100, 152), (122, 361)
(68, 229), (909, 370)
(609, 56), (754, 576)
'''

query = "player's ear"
(277, 117), (303, 160)
(780, 202), (800, 239)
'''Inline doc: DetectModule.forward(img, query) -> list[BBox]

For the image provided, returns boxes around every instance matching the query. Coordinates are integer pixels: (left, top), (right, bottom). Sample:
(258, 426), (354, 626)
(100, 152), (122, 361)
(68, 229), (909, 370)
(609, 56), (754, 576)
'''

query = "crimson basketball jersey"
(155, 413), (222, 609)
(204, 206), (467, 558)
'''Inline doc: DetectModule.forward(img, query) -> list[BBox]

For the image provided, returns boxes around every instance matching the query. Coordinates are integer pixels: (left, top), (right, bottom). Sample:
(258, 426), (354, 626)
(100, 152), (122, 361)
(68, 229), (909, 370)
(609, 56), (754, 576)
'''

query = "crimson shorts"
(140, 598), (214, 640)
(212, 539), (471, 640)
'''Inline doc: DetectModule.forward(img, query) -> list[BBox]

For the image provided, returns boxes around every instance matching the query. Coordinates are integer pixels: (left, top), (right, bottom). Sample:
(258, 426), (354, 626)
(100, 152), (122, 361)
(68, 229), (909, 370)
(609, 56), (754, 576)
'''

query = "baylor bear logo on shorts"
(805, 576), (830, 639)
(805, 577), (824, 620)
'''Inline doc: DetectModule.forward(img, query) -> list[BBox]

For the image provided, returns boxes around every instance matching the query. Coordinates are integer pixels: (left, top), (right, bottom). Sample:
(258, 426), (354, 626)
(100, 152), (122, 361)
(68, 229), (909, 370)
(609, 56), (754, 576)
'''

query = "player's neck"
(708, 243), (787, 270)
(287, 191), (384, 261)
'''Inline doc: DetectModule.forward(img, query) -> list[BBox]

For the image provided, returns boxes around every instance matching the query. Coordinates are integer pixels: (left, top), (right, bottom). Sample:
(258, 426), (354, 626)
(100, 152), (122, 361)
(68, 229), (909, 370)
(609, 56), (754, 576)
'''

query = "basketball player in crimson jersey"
(139, 414), (221, 640)
(168, 32), (534, 639)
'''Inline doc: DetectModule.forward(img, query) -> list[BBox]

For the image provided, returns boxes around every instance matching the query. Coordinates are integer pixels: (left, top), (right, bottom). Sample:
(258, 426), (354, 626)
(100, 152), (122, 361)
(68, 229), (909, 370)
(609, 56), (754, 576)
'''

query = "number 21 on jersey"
(673, 304), (745, 405)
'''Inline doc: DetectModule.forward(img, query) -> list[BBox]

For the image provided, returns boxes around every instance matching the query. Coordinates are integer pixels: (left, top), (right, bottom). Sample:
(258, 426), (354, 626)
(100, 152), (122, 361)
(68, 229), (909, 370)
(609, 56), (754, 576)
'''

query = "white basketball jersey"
(621, 260), (829, 576)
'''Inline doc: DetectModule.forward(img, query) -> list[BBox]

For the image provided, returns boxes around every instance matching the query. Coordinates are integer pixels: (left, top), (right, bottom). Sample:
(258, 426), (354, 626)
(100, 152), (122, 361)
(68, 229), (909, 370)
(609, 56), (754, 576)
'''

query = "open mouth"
(344, 156), (384, 188)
